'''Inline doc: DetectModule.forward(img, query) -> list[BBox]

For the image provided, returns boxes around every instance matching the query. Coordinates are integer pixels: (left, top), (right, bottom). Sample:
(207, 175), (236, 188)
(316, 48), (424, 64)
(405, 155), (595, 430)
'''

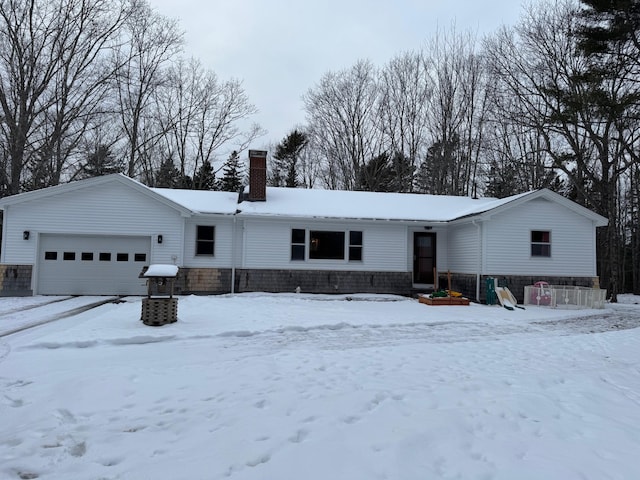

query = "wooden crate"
(418, 295), (470, 306)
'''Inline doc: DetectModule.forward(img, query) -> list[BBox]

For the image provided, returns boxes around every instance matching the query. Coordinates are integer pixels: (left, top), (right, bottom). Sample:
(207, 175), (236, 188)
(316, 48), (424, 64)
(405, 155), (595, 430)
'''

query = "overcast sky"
(148, 0), (528, 148)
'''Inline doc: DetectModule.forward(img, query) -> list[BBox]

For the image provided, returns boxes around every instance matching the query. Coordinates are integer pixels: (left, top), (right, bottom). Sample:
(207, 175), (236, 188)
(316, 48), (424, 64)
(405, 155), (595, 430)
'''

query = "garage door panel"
(38, 235), (151, 295)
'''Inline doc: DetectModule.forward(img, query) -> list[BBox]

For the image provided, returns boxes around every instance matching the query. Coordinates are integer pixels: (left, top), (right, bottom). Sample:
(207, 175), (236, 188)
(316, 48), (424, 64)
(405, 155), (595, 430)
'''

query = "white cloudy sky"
(148, 0), (528, 146)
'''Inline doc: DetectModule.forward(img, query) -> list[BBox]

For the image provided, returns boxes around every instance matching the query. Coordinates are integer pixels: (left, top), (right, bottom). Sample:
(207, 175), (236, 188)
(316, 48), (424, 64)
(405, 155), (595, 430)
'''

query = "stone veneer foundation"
(0, 265), (599, 300)
(442, 272), (600, 304)
(173, 268), (412, 296)
(0, 265), (33, 296)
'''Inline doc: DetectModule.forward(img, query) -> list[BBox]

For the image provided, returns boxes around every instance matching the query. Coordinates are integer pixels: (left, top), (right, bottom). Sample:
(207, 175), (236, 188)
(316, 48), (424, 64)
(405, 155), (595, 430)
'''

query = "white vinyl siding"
(483, 198), (597, 276)
(182, 217), (235, 268)
(243, 219), (407, 271)
(2, 180), (184, 266)
(447, 222), (481, 273)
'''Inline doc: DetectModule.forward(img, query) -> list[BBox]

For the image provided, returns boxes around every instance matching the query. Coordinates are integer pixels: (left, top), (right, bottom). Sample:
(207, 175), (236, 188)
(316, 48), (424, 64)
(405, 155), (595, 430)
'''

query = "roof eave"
(0, 174), (195, 216)
(449, 189), (609, 226)
(235, 211), (451, 224)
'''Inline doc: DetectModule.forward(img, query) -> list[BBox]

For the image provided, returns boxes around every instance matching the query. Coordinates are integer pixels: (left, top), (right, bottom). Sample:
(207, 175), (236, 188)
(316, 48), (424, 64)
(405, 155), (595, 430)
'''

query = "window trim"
(290, 229), (365, 262)
(196, 225), (215, 256)
(531, 230), (551, 257)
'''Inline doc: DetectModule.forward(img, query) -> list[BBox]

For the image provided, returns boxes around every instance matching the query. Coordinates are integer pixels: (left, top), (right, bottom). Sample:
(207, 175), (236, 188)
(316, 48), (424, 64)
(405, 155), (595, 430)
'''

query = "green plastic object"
(485, 277), (497, 305)
(431, 290), (449, 298)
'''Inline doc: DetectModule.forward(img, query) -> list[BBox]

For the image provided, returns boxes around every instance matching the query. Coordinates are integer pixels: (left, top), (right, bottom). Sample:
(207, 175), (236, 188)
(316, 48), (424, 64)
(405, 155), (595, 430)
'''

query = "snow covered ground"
(1, 293), (639, 480)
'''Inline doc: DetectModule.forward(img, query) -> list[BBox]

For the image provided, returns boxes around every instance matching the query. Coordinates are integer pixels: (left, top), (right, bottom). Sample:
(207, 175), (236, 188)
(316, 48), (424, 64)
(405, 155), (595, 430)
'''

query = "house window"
(63, 252), (75, 261)
(349, 231), (363, 261)
(81, 252), (93, 261)
(291, 229), (306, 261)
(134, 253), (147, 262)
(196, 225), (215, 256)
(117, 253), (129, 262)
(531, 230), (551, 257)
(99, 252), (111, 261)
(44, 251), (57, 260)
(310, 231), (345, 260)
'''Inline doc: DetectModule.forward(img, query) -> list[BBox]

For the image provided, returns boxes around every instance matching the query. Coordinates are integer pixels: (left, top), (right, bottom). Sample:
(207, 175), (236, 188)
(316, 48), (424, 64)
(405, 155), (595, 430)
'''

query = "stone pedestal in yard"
(141, 297), (178, 326)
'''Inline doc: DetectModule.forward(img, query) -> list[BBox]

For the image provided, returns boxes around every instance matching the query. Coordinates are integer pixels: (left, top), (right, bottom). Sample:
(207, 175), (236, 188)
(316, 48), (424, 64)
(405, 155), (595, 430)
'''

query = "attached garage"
(37, 234), (151, 295)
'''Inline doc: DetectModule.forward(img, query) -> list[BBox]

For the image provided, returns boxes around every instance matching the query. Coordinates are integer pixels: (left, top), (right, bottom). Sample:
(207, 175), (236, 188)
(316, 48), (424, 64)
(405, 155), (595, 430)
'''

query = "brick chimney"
(248, 149), (267, 201)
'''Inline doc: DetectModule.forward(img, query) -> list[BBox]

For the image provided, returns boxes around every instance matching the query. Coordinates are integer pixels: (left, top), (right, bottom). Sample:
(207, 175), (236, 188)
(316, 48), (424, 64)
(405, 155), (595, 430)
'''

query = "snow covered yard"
(1, 293), (639, 480)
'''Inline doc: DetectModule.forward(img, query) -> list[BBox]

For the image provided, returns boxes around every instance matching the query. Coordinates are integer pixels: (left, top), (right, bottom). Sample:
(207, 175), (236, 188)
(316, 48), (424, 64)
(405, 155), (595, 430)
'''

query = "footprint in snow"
(246, 453), (271, 467)
(288, 429), (309, 443)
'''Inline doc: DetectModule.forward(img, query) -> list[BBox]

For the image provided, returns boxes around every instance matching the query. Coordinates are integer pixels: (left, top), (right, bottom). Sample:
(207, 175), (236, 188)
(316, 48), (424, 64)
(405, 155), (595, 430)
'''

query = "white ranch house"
(0, 151), (608, 301)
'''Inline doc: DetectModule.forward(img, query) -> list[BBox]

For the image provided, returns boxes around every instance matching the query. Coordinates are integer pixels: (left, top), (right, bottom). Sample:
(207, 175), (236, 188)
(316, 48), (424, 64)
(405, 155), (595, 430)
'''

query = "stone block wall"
(0, 265), (33, 296)
(236, 269), (413, 295)
(176, 268), (232, 295)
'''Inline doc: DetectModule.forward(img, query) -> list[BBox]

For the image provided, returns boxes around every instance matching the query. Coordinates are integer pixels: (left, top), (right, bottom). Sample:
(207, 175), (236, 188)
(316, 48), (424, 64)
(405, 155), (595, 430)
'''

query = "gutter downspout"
(231, 212), (237, 294)
(472, 219), (482, 302)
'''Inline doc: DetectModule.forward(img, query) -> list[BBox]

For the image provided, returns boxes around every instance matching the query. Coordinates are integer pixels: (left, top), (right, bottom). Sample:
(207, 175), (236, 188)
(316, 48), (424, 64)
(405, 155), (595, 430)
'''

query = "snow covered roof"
(151, 188), (240, 215)
(151, 185), (531, 222)
(0, 173), (605, 225)
(236, 187), (529, 222)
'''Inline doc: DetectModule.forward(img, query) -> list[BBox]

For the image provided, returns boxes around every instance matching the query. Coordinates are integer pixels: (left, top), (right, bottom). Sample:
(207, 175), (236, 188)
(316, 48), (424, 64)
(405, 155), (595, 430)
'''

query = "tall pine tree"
(216, 151), (244, 192)
(567, 0), (640, 300)
(77, 145), (123, 179)
(155, 158), (192, 188)
(270, 130), (308, 187)
(193, 160), (216, 190)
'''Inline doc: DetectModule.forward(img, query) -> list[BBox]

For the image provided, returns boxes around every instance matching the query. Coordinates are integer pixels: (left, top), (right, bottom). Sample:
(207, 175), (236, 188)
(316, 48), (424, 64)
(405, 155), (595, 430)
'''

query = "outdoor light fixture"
(157, 234), (163, 244)
(23, 230), (30, 240)
(424, 226), (433, 230)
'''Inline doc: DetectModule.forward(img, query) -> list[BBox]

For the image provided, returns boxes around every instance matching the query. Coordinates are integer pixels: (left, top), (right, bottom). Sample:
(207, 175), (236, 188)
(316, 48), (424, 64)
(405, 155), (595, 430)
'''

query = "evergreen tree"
(415, 137), (460, 195)
(270, 130), (308, 187)
(77, 145), (123, 180)
(192, 160), (216, 190)
(155, 158), (191, 188)
(566, 0), (640, 300)
(357, 152), (415, 192)
(577, 0), (640, 59)
(216, 151), (244, 192)
(483, 162), (520, 199)
(357, 153), (394, 192)
(388, 152), (415, 193)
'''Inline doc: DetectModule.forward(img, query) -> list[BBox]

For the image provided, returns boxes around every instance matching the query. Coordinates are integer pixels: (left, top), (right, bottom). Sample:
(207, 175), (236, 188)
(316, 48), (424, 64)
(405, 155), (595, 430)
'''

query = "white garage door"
(38, 234), (151, 295)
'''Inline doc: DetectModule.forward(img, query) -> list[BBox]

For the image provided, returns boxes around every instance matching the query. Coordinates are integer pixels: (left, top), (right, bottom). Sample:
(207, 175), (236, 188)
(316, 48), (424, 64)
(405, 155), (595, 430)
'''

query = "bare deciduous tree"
(485, 0), (640, 299)
(419, 29), (489, 196)
(304, 60), (382, 190)
(378, 51), (432, 189)
(0, 0), (131, 193)
(113, 0), (183, 179)
(157, 58), (263, 184)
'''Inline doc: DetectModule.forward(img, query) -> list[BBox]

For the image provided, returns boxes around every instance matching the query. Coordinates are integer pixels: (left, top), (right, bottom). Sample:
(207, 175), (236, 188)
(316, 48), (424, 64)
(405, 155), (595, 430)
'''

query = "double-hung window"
(291, 229), (306, 260)
(531, 230), (551, 257)
(196, 226), (215, 256)
(348, 231), (363, 261)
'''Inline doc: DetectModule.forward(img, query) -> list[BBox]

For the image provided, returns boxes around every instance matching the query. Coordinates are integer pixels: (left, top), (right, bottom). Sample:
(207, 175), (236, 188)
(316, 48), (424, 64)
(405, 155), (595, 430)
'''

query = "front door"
(413, 232), (436, 284)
